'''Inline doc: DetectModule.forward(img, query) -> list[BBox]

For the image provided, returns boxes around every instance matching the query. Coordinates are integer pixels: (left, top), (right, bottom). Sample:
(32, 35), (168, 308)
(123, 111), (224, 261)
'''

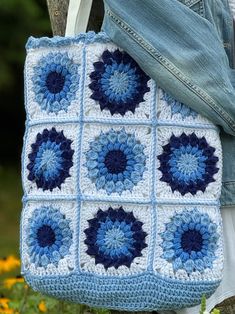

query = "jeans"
(102, 0), (235, 206)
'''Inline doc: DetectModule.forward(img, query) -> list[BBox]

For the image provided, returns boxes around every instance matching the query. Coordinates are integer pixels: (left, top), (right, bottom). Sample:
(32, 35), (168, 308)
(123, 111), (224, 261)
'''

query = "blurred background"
(0, 0), (51, 257)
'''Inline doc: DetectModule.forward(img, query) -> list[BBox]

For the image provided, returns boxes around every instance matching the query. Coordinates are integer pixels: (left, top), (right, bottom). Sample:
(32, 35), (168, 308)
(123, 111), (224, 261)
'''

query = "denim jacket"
(101, 0), (235, 207)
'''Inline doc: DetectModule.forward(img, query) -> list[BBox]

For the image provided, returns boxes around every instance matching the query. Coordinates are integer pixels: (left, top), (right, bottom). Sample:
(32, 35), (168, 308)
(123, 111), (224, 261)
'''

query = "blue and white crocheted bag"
(20, 1), (223, 311)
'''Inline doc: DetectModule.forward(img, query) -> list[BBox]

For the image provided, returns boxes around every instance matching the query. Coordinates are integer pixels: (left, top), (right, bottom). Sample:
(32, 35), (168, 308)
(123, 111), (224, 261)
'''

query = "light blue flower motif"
(26, 206), (73, 268)
(162, 90), (198, 119)
(169, 145), (206, 183)
(160, 209), (219, 274)
(85, 128), (147, 195)
(32, 52), (80, 113)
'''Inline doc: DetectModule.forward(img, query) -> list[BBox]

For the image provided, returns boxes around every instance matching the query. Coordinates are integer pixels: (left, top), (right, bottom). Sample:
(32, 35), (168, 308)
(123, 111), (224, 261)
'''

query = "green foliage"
(0, 0), (51, 92)
(0, 1), (52, 163)
(199, 295), (220, 314)
(200, 295), (207, 314)
(0, 167), (22, 257)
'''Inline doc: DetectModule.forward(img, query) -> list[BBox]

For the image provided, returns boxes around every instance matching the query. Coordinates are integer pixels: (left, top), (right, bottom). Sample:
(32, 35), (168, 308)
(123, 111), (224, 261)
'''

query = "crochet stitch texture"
(89, 49), (150, 115)
(84, 206), (147, 269)
(32, 52), (80, 114)
(85, 128), (146, 195)
(26, 206), (73, 267)
(21, 32), (223, 312)
(27, 128), (74, 191)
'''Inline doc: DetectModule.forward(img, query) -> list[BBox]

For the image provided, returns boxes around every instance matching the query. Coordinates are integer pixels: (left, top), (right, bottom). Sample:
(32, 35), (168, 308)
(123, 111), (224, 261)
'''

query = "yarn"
(21, 33), (223, 311)
(32, 52), (80, 114)
(84, 206), (147, 269)
(27, 128), (74, 191)
(160, 208), (219, 274)
(85, 128), (147, 195)
(26, 206), (73, 268)
(157, 132), (219, 195)
(89, 49), (150, 116)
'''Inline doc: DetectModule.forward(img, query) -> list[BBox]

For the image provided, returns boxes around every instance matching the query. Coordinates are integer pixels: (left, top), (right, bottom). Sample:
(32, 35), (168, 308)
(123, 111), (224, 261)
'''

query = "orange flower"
(38, 301), (47, 312)
(3, 276), (24, 289)
(0, 256), (20, 274)
(0, 297), (10, 309)
(0, 309), (14, 314)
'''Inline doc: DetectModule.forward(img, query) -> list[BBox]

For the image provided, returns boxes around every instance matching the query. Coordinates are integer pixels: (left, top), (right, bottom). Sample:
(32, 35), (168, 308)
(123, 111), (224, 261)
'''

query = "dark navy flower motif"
(32, 52), (79, 113)
(84, 207), (147, 269)
(89, 49), (150, 116)
(26, 206), (73, 267)
(157, 132), (219, 195)
(160, 209), (219, 274)
(85, 128), (147, 195)
(162, 90), (198, 119)
(27, 128), (74, 191)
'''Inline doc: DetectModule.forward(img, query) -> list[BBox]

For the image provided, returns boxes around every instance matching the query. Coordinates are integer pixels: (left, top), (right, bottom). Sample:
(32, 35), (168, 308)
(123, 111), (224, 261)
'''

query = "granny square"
(25, 45), (83, 121)
(21, 32), (223, 312)
(80, 123), (153, 201)
(22, 123), (80, 196)
(79, 201), (151, 276)
(156, 126), (222, 201)
(84, 42), (153, 121)
(153, 204), (223, 282)
(21, 200), (78, 276)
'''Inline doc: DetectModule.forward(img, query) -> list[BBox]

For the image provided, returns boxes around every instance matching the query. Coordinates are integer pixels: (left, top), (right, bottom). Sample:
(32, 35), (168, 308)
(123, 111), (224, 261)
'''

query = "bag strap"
(65, 0), (93, 36)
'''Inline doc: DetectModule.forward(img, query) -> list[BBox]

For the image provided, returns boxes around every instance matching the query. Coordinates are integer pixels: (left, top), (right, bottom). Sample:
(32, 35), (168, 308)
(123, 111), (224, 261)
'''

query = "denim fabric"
(102, 0), (235, 206)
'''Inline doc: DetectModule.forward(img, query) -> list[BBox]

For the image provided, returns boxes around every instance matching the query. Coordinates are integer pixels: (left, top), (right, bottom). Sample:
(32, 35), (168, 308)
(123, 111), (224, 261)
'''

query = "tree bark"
(46, 0), (104, 36)
(46, 0), (69, 36)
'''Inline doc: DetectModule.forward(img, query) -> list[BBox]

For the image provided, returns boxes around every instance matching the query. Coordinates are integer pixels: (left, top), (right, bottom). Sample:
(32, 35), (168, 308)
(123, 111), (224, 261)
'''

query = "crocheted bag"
(20, 1), (223, 311)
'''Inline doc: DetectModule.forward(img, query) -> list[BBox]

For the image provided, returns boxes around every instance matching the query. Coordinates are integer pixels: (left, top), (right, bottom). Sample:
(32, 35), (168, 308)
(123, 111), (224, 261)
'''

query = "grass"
(0, 165), (22, 257)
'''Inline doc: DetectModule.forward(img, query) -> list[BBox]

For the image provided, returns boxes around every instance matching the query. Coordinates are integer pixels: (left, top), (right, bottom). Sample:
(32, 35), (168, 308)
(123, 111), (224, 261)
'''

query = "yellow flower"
(38, 301), (47, 312)
(0, 298), (13, 314)
(0, 297), (10, 309)
(3, 276), (24, 289)
(0, 309), (14, 314)
(0, 256), (20, 274)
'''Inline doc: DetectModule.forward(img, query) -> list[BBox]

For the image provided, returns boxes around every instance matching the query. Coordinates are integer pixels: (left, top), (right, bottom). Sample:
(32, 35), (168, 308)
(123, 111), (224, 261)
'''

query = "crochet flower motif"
(89, 49), (150, 116)
(161, 90), (198, 119)
(157, 132), (219, 195)
(26, 206), (73, 268)
(32, 52), (79, 113)
(160, 209), (219, 274)
(27, 128), (74, 191)
(84, 207), (147, 269)
(85, 128), (147, 195)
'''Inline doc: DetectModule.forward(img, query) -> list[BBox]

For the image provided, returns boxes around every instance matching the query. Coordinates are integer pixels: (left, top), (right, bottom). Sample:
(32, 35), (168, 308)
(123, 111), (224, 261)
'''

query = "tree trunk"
(46, 0), (104, 36)
(46, 0), (69, 36)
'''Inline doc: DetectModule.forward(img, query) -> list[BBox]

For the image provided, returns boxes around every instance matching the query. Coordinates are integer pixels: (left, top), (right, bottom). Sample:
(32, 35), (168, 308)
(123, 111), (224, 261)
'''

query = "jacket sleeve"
(102, 0), (235, 135)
